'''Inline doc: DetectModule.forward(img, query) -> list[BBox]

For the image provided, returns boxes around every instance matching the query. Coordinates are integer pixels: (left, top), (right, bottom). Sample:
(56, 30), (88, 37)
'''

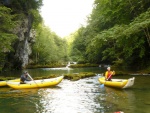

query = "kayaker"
(20, 71), (31, 84)
(105, 67), (115, 81)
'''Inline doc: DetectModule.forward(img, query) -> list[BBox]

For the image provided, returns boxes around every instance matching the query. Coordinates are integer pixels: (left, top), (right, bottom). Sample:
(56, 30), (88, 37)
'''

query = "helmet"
(24, 71), (28, 74)
(107, 67), (110, 70)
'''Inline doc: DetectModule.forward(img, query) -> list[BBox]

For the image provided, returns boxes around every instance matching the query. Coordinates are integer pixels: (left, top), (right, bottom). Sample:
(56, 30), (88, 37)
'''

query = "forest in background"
(0, 0), (150, 71)
(68, 0), (150, 70)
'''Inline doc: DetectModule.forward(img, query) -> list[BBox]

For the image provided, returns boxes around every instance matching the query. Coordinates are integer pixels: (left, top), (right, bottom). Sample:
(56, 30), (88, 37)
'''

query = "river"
(0, 67), (150, 113)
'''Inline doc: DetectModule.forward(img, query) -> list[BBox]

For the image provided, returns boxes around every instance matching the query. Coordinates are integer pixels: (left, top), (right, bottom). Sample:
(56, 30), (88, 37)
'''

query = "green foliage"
(0, 6), (17, 69)
(29, 9), (43, 28)
(69, 27), (87, 62)
(31, 24), (68, 65)
(3, 0), (43, 13)
(68, 0), (150, 70)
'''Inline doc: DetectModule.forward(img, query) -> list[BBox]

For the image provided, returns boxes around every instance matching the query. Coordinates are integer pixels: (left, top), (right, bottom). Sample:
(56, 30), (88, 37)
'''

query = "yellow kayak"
(98, 77), (135, 89)
(0, 78), (20, 87)
(7, 76), (64, 89)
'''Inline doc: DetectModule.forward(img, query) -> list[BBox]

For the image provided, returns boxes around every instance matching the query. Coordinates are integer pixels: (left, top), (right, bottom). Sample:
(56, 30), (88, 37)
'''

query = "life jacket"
(105, 71), (113, 79)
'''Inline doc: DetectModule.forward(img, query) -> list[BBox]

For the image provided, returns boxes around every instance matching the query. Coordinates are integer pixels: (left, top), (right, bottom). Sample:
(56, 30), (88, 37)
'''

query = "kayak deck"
(7, 76), (64, 89)
(99, 77), (135, 89)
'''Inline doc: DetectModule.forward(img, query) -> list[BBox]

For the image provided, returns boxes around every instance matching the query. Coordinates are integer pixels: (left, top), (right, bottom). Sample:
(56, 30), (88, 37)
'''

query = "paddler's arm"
(112, 71), (115, 75)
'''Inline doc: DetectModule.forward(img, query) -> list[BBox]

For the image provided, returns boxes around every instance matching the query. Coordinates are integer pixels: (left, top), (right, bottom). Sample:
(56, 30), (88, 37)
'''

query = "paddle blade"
(100, 84), (104, 88)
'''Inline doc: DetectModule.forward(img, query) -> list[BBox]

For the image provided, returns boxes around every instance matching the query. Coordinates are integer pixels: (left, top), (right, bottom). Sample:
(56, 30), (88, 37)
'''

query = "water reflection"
(0, 88), (39, 113)
(42, 67), (73, 71)
(35, 77), (101, 113)
(97, 86), (137, 113)
(26, 67), (104, 77)
(0, 67), (105, 78)
(0, 88), (38, 98)
(0, 75), (150, 113)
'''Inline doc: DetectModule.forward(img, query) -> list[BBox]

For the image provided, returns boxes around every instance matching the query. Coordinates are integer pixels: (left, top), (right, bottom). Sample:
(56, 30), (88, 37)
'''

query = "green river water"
(0, 67), (150, 113)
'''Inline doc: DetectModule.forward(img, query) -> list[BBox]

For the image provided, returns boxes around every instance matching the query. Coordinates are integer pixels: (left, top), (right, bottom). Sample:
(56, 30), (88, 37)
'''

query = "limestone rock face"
(13, 15), (35, 68)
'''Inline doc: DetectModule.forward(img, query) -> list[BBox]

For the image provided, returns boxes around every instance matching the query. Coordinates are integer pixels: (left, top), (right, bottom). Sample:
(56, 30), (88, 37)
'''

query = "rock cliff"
(7, 14), (36, 69)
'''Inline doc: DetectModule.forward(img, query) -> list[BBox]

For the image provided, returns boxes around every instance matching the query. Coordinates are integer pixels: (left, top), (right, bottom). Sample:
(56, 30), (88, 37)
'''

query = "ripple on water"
(33, 77), (102, 113)
(1, 75), (149, 113)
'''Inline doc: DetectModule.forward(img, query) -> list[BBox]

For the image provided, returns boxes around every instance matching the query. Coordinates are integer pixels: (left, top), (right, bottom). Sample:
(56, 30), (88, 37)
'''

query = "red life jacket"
(107, 71), (112, 79)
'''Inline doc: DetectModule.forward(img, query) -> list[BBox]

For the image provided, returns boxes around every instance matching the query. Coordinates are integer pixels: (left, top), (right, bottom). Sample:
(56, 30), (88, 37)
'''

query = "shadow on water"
(96, 87), (136, 113)
(0, 87), (38, 98)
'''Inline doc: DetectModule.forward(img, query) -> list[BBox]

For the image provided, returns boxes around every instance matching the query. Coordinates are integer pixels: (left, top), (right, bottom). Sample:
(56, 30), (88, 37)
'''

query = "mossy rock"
(63, 72), (95, 81)
(0, 77), (17, 81)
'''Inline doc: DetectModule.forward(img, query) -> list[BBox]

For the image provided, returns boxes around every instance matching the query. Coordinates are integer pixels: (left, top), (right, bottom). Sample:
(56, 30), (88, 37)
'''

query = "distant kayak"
(0, 79), (20, 87)
(98, 77), (135, 89)
(7, 76), (64, 89)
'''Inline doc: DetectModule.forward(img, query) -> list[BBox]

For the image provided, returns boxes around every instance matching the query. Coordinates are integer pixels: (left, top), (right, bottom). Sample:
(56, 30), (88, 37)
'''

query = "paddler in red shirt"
(105, 67), (115, 81)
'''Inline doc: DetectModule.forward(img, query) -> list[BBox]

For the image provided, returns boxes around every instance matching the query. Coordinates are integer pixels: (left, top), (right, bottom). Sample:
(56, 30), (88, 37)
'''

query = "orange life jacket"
(105, 71), (113, 79)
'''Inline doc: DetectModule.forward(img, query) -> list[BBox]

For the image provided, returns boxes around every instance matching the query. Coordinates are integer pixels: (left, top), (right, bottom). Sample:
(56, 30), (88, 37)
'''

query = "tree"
(0, 6), (17, 70)
(32, 24), (68, 65)
(69, 0), (150, 69)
